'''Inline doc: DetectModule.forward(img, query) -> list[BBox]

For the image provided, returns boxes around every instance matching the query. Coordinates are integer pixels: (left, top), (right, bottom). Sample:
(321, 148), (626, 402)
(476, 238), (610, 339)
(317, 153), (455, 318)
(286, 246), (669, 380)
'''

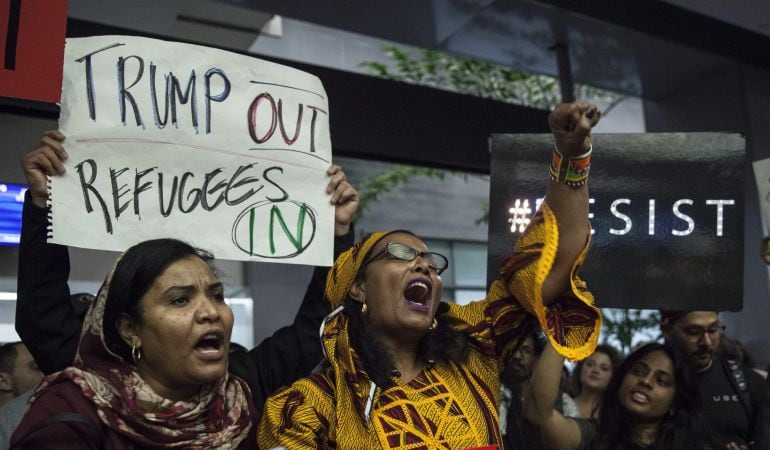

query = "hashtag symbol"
(508, 199), (532, 233)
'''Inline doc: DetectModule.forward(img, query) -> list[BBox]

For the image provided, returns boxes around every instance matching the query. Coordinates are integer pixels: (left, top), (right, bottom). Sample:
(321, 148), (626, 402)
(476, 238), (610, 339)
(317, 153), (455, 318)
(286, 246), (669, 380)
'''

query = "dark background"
(487, 133), (745, 311)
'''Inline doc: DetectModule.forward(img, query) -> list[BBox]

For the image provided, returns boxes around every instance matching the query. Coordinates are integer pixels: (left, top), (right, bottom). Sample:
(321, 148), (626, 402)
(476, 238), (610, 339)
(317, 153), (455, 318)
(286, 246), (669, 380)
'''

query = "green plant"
(360, 45), (625, 112)
(600, 309), (662, 354)
(357, 45), (626, 223)
(357, 165), (447, 214)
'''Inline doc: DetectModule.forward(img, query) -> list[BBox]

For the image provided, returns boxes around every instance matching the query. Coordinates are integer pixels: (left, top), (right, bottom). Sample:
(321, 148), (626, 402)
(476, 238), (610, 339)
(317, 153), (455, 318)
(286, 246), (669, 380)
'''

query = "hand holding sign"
(326, 165), (359, 236)
(21, 130), (68, 208)
(548, 103), (602, 155)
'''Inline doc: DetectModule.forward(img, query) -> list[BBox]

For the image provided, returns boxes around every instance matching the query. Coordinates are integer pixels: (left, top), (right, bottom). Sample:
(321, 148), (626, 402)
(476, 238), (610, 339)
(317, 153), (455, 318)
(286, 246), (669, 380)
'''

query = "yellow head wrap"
(324, 231), (388, 308)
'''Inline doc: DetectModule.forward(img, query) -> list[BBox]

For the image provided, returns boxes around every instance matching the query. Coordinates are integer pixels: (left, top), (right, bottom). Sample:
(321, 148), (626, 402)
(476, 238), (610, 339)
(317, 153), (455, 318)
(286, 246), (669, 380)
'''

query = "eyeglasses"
(361, 242), (449, 275)
(673, 323), (726, 342)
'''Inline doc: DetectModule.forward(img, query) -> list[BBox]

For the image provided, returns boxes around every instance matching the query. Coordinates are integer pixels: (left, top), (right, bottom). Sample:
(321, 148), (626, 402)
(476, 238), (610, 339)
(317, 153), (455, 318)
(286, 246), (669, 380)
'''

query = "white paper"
(753, 157), (770, 236)
(52, 36), (333, 265)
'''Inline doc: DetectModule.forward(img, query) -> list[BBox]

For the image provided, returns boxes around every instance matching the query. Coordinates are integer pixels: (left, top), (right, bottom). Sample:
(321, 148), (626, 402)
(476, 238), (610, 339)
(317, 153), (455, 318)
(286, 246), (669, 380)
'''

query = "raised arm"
(228, 165), (359, 408)
(16, 131), (82, 375)
(479, 103), (602, 362)
(523, 341), (584, 450)
(541, 103), (600, 305)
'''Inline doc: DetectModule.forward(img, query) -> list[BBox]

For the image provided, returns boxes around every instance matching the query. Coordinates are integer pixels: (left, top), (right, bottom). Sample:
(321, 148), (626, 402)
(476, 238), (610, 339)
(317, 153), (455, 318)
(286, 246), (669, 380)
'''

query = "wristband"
(549, 145), (591, 187)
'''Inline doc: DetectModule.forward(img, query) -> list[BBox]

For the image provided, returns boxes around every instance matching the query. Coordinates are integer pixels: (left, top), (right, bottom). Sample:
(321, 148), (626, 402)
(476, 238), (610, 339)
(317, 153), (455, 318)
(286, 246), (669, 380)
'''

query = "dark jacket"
(15, 193), (353, 411)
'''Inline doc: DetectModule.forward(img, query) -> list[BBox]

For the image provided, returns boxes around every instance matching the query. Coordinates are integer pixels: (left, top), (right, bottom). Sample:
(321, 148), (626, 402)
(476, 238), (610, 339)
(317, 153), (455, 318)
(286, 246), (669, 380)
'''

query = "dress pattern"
(258, 203), (601, 449)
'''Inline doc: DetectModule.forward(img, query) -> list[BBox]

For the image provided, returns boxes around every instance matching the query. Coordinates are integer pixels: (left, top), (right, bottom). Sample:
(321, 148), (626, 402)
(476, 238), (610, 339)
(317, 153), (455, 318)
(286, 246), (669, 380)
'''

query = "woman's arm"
(449, 103), (601, 363)
(16, 131), (81, 375)
(523, 341), (584, 450)
(541, 103), (599, 306)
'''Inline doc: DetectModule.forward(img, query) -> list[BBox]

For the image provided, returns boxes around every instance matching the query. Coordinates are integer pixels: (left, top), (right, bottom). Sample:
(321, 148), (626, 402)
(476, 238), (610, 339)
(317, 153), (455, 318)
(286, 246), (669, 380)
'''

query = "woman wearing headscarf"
(11, 238), (255, 449)
(15, 130), (359, 415)
(258, 103), (603, 449)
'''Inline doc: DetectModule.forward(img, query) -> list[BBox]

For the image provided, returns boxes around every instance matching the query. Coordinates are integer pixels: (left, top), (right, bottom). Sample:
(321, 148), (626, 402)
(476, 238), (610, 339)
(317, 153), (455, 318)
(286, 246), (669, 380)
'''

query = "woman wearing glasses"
(258, 103), (603, 449)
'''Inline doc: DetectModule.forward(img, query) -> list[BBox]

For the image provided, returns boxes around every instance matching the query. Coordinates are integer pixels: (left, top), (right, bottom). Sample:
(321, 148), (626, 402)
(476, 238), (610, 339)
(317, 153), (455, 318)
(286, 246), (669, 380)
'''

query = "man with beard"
(661, 310), (770, 449)
(499, 332), (577, 449)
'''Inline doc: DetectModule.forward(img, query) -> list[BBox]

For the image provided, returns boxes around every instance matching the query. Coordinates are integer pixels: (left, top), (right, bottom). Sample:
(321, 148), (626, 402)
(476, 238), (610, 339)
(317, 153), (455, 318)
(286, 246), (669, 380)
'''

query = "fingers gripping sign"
(21, 130), (68, 208)
(326, 165), (359, 236)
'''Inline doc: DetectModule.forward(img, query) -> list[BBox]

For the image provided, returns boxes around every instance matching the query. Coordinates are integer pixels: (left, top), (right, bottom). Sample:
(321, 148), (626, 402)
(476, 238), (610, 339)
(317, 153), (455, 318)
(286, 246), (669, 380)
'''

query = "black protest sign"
(488, 133), (744, 311)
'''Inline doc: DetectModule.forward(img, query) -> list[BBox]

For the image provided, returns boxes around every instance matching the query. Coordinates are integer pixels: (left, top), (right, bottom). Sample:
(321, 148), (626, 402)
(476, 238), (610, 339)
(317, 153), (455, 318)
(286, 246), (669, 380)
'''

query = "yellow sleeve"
(257, 379), (335, 450)
(448, 202), (600, 362)
(499, 202), (600, 360)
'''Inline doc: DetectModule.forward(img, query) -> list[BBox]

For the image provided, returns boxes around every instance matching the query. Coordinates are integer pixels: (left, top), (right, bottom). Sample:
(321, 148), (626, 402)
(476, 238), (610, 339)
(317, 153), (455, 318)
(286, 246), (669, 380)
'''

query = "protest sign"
(51, 35), (334, 265)
(0, 0), (67, 103)
(753, 158), (770, 233)
(488, 133), (745, 311)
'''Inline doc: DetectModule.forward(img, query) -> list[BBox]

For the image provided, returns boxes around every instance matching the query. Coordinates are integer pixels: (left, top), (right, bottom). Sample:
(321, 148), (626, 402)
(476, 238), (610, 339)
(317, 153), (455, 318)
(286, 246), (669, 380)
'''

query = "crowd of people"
(0, 102), (768, 449)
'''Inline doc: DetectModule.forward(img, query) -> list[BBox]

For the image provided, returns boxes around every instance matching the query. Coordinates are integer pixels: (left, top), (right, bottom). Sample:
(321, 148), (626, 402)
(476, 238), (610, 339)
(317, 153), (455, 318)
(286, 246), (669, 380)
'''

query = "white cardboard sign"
(51, 36), (333, 265)
(753, 157), (770, 235)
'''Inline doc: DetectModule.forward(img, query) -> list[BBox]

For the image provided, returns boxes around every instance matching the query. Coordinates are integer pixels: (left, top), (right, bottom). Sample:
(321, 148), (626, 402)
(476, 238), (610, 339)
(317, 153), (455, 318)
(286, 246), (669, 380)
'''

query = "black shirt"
(696, 357), (760, 447)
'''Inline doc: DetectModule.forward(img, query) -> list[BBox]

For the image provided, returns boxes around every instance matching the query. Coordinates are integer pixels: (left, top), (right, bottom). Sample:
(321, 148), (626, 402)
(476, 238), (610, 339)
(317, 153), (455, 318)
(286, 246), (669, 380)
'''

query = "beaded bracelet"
(549, 145), (592, 187)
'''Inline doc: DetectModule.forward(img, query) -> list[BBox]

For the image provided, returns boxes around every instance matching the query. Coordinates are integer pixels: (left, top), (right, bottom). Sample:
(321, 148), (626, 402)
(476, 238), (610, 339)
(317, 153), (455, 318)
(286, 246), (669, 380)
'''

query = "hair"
(762, 236), (770, 250)
(0, 342), (21, 373)
(344, 297), (470, 389)
(102, 239), (216, 362)
(719, 335), (753, 367)
(591, 343), (709, 450)
(569, 344), (622, 397)
(343, 231), (470, 389)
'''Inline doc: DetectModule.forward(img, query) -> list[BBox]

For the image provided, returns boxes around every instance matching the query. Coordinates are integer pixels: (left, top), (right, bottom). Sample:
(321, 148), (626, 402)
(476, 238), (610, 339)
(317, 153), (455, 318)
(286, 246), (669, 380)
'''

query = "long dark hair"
(102, 238), (215, 362)
(591, 343), (708, 450)
(343, 231), (469, 389)
(344, 297), (470, 389)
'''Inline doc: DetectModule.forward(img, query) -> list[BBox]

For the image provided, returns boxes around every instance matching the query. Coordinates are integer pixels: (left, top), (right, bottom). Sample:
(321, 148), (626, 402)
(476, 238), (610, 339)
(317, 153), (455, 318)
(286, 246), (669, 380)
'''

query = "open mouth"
(194, 331), (225, 359)
(630, 390), (650, 404)
(404, 278), (432, 312)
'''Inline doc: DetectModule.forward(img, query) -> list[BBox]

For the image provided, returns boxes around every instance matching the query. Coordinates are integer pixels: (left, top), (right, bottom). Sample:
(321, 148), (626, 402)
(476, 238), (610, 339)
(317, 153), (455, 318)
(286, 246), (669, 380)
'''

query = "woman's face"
(617, 350), (676, 423)
(355, 233), (443, 341)
(124, 256), (233, 400)
(580, 351), (613, 393)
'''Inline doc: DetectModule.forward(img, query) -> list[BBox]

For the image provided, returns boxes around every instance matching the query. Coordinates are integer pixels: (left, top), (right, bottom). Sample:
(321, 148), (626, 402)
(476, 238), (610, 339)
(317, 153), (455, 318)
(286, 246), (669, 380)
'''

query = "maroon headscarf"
(31, 258), (253, 449)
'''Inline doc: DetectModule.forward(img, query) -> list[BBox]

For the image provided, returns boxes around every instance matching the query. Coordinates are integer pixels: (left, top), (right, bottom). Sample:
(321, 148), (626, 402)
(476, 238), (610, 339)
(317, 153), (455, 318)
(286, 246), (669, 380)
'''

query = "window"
(227, 297), (255, 348)
(423, 239), (487, 305)
(0, 293), (255, 348)
(0, 293), (18, 342)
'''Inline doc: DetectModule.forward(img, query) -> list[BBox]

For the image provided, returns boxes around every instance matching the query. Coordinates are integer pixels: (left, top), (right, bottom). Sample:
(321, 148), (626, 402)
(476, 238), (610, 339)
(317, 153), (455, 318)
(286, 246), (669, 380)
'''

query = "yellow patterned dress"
(258, 203), (601, 449)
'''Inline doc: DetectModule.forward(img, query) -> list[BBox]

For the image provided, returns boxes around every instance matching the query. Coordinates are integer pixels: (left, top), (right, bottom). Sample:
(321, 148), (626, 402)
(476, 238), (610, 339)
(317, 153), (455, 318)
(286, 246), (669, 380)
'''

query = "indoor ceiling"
(219, 0), (770, 100)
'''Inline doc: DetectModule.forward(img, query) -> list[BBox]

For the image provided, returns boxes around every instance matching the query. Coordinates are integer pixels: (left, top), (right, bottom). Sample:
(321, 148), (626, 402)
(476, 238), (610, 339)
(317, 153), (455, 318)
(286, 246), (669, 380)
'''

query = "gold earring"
(429, 318), (438, 330)
(361, 303), (368, 316)
(131, 344), (142, 362)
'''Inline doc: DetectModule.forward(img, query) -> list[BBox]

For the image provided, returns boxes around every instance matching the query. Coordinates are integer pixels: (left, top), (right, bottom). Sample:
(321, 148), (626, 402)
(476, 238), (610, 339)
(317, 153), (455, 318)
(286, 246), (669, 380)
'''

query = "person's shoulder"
(266, 369), (336, 408)
(26, 379), (95, 416)
(10, 380), (102, 448)
(741, 364), (769, 401)
(569, 416), (597, 450)
(0, 389), (33, 418)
